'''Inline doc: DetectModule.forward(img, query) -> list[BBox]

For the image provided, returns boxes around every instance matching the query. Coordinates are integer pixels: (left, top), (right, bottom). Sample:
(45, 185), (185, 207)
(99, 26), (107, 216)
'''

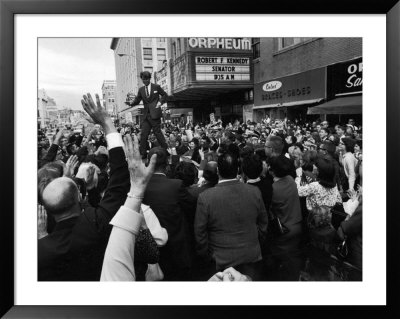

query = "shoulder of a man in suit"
(150, 173), (182, 185)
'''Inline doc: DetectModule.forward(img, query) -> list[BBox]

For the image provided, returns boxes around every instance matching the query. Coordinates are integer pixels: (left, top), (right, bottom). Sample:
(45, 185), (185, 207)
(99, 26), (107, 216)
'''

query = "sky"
(38, 38), (116, 110)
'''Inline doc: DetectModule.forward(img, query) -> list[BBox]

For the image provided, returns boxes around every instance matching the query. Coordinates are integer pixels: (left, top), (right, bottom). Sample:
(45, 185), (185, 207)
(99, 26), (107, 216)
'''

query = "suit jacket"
(194, 180), (269, 271)
(188, 183), (214, 199)
(38, 147), (130, 281)
(131, 83), (168, 120)
(270, 175), (302, 228)
(143, 174), (195, 277)
(249, 175), (273, 213)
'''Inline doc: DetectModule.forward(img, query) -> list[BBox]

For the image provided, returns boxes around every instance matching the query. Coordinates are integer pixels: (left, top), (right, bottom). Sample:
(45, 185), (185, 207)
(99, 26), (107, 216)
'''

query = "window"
(157, 38), (166, 42)
(157, 48), (166, 61)
(157, 48), (166, 69)
(252, 38), (260, 59)
(172, 42), (177, 59)
(176, 39), (181, 57)
(278, 37), (312, 50)
(143, 48), (153, 60)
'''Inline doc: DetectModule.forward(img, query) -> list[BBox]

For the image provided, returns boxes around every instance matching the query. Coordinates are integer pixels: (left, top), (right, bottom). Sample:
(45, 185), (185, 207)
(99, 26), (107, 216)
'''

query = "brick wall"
(254, 37), (362, 82)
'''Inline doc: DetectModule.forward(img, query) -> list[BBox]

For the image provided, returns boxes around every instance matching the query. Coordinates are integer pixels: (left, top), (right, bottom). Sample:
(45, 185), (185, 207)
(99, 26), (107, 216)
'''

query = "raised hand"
(53, 128), (65, 145)
(38, 205), (48, 239)
(64, 155), (79, 178)
(123, 134), (157, 198)
(81, 93), (116, 134)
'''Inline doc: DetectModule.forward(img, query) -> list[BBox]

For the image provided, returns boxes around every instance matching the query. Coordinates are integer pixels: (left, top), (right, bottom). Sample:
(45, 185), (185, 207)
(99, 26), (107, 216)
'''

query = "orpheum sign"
(195, 56), (251, 81)
(188, 38), (251, 50)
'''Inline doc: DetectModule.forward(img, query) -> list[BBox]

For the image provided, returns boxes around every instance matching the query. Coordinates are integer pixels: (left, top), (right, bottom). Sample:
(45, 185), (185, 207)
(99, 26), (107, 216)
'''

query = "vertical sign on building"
(155, 62), (172, 95)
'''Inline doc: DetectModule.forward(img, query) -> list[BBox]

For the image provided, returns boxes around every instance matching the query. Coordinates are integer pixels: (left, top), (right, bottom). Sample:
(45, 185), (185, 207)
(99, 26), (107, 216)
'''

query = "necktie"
(145, 85), (149, 97)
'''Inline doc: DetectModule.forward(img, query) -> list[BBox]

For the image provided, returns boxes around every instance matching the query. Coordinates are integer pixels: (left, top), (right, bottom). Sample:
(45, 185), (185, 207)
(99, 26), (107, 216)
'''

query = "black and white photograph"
(37, 37), (363, 282)
(3, 8), (395, 316)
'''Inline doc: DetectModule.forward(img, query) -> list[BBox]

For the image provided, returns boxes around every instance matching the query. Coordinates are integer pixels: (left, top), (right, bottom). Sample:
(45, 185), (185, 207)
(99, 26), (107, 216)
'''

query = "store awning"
(253, 98), (323, 110)
(307, 95), (362, 115)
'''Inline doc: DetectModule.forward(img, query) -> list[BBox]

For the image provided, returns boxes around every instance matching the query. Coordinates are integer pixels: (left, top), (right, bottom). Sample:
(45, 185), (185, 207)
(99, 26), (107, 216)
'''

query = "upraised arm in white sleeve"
(100, 206), (143, 281)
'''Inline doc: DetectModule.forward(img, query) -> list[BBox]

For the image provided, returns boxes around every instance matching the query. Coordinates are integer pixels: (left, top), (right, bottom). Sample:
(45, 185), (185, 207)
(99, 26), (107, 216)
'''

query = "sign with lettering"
(327, 57), (362, 98)
(171, 54), (187, 91)
(155, 62), (172, 95)
(254, 67), (326, 106)
(195, 56), (251, 81)
(188, 38), (251, 50)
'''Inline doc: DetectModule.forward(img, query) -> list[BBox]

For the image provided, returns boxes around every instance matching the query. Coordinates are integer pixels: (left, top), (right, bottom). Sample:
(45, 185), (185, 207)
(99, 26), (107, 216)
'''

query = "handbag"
(145, 263), (164, 281)
(331, 203), (348, 230)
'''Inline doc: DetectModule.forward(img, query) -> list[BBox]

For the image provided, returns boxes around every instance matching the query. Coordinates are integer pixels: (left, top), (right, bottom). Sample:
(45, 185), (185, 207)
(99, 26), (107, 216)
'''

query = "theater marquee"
(195, 56), (251, 81)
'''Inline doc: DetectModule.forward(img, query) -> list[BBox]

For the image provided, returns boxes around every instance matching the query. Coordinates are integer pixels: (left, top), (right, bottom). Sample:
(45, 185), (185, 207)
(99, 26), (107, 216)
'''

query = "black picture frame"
(1, 0), (399, 317)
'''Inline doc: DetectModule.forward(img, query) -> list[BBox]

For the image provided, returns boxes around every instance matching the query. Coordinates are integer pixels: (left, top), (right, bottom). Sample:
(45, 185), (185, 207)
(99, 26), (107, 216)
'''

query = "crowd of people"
(37, 93), (363, 282)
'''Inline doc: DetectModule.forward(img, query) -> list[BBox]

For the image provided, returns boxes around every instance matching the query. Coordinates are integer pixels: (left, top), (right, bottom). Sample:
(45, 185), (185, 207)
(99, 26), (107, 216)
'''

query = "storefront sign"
(327, 57), (362, 97)
(262, 81), (282, 92)
(195, 56), (251, 81)
(254, 67), (326, 106)
(188, 38), (251, 50)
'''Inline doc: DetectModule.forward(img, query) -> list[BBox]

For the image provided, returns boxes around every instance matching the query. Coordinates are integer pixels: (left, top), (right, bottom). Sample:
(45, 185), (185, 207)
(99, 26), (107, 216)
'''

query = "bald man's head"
(42, 177), (80, 217)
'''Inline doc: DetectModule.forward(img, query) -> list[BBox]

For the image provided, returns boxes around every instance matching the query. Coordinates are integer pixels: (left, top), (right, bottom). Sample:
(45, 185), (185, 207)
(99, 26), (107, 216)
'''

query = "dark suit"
(38, 147), (130, 281)
(188, 183), (214, 199)
(194, 180), (269, 273)
(130, 83), (168, 156)
(143, 173), (195, 280)
(248, 176), (273, 213)
(270, 175), (303, 280)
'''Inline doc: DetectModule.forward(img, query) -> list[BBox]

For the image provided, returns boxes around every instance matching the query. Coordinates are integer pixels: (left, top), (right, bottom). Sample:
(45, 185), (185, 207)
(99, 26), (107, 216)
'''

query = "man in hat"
(128, 71), (169, 159)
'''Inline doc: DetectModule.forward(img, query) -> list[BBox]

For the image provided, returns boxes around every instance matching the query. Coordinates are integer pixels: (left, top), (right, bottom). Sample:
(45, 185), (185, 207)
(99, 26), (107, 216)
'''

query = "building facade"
(252, 37), (362, 124)
(163, 37), (254, 124)
(38, 89), (49, 129)
(110, 37), (362, 126)
(110, 37), (169, 124)
(37, 89), (60, 128)
(101, 80), (117, 119)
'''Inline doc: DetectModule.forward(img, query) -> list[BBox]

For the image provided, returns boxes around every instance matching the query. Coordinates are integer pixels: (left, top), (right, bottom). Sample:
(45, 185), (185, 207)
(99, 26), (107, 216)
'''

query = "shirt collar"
(154, 172), (166, 177)
(218, 178), (238, 184)
(247, 177), (261, 184)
